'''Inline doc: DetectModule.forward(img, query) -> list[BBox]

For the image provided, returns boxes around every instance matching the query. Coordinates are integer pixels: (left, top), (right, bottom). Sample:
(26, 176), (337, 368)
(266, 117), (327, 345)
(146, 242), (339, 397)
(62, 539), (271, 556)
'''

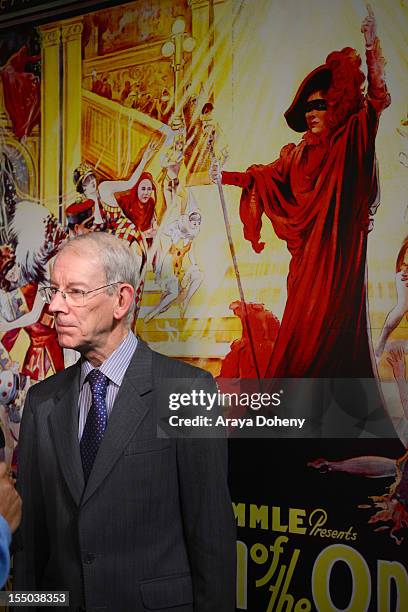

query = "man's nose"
(48, 290), (68, 314)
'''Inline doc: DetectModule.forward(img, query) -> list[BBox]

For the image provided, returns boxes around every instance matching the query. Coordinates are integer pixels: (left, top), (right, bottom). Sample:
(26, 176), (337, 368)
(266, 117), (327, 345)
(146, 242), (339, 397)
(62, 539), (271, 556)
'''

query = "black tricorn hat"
(284, 65), (332, 132)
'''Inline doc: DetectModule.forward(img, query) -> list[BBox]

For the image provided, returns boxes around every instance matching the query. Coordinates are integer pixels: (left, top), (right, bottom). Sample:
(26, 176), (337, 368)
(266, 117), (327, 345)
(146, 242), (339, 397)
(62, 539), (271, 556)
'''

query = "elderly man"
(14, 232), (236, 611)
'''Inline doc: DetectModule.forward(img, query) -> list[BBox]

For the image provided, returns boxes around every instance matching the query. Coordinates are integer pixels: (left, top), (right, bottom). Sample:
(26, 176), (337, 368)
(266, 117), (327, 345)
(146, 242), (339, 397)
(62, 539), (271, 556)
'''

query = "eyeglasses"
(39, 283), (122, 306)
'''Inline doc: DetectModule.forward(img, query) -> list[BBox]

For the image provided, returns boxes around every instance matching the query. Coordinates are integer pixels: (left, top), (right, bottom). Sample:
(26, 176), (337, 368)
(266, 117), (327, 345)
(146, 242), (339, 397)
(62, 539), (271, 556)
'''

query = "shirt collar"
(80, 332), (138, 388)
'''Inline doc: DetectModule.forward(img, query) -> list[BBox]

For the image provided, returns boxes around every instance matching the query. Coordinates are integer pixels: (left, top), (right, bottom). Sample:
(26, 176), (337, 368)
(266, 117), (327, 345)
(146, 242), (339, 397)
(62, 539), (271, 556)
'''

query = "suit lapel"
(81, 339), (153, 507)
(48, 362), (84, 507)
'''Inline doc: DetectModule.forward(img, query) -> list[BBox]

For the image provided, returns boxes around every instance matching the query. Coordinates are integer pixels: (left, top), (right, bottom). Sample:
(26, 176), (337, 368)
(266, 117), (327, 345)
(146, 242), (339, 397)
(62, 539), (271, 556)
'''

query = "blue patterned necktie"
(80, 369), (109, 483)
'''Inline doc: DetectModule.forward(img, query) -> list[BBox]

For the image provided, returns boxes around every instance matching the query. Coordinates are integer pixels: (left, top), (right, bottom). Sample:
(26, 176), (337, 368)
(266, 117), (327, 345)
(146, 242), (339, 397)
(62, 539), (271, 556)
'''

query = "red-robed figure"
(0, 44), (40, 140)
(214, 6), (390, 378)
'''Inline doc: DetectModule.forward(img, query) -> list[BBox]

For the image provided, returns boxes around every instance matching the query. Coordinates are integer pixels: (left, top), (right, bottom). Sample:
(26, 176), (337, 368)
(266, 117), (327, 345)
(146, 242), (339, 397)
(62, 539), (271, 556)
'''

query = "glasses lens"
(65, 290), (85, 306)
(39, 287), (53, 303)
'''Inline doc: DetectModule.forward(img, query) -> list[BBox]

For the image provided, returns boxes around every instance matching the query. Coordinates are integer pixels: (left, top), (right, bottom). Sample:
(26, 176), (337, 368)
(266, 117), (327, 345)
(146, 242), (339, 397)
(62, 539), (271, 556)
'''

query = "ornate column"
(61, 17), (83, 209)
(38, 23), (61, 219)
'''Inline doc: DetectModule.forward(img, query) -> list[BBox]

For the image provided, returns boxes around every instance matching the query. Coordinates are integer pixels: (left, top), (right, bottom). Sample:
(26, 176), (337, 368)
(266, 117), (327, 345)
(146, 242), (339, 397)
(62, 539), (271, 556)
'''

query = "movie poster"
(0, 0), (407, 609)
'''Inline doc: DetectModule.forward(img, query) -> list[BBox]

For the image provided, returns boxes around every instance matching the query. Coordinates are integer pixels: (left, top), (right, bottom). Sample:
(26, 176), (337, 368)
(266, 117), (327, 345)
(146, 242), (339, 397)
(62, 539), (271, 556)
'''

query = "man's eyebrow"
(49, 282), (89, 290)
(66, 282), (90, 290)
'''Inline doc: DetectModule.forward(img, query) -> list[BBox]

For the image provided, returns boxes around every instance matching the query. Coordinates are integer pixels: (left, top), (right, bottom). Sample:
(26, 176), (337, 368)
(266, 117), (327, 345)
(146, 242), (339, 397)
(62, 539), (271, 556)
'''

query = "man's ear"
(113, 284), (135, 322)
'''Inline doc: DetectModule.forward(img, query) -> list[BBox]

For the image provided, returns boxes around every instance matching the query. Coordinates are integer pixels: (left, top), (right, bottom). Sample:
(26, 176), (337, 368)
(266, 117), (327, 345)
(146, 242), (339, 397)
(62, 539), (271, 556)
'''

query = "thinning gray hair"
(59, 232), (140, 326)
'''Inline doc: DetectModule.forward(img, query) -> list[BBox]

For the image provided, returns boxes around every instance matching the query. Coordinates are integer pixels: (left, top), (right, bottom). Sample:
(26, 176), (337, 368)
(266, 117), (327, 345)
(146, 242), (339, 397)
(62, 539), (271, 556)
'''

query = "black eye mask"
(304, 99), (327, 113)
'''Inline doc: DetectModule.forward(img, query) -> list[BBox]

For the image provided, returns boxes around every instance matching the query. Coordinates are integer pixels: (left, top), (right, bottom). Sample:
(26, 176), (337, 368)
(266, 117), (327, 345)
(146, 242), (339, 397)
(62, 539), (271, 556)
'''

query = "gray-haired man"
(14, 232), (236, 611)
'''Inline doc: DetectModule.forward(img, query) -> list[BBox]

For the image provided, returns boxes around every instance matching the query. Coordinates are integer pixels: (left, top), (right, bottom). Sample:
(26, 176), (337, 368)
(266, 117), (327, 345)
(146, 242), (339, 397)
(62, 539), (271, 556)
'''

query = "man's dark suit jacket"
(14, 339), (236, 611)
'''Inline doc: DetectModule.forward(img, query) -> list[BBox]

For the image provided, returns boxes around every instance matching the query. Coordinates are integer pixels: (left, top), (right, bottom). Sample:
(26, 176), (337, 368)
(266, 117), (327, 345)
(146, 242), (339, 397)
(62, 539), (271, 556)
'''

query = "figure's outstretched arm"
(361, 4), (391, 113)
(99, 139), (160, 207)
(308, 456), (397, 478)
(209, 158), (252, 189)
(0, 289), (43, 331)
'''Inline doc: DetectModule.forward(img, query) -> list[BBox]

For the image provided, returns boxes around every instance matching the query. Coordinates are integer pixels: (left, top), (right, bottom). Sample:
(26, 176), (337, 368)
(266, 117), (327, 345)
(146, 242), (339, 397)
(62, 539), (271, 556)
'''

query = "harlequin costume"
(72, 162), (146, 248)
(1, 283), (64, 381)
(72, 164), (151, 319)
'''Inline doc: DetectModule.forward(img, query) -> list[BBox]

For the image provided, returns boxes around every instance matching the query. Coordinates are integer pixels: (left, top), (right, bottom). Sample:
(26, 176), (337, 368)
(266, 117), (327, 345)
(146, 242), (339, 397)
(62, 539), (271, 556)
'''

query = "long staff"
(208, 134), (262, 383)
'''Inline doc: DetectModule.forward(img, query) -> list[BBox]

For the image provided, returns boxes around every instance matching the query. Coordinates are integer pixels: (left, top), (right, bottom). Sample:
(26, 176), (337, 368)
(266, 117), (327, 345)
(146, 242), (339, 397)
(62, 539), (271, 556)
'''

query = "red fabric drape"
(0, 45), (40, 139)
(224, 101), (381, 377)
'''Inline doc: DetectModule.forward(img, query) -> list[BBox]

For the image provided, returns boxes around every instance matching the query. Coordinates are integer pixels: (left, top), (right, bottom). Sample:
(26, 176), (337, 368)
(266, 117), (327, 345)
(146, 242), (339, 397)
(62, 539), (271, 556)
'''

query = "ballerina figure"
(376, 238), (408, 357)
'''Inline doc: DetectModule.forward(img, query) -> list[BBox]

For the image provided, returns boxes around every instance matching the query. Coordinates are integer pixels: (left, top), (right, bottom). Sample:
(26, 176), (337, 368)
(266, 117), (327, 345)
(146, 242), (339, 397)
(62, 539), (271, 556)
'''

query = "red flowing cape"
(228, 102), (381, 377)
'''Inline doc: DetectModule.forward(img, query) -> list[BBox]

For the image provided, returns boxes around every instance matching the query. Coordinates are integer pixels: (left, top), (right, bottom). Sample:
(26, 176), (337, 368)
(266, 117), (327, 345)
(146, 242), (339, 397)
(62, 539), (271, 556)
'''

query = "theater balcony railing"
(82, 89), (164, 179)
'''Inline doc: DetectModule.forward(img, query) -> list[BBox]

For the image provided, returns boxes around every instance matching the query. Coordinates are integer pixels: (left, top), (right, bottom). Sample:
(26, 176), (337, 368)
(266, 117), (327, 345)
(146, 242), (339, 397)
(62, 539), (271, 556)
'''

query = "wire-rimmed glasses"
(39, 283), (122, 307)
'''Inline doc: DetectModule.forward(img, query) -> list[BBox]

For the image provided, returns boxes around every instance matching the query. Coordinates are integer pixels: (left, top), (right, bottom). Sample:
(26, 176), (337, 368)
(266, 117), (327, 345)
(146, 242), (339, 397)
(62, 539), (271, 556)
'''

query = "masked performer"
(212, 6), (390, 378)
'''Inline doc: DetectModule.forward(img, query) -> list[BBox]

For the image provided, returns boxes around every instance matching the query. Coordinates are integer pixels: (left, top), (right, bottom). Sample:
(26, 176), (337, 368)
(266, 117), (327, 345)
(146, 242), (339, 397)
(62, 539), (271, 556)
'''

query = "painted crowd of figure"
(0, 4), (407, 542)
(0, 90), (226, 468)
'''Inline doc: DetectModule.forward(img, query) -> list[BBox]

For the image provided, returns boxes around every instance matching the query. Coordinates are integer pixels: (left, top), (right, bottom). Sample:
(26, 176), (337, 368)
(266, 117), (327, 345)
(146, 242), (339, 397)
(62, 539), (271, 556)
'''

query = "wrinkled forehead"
(52, 243), (104, 283)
